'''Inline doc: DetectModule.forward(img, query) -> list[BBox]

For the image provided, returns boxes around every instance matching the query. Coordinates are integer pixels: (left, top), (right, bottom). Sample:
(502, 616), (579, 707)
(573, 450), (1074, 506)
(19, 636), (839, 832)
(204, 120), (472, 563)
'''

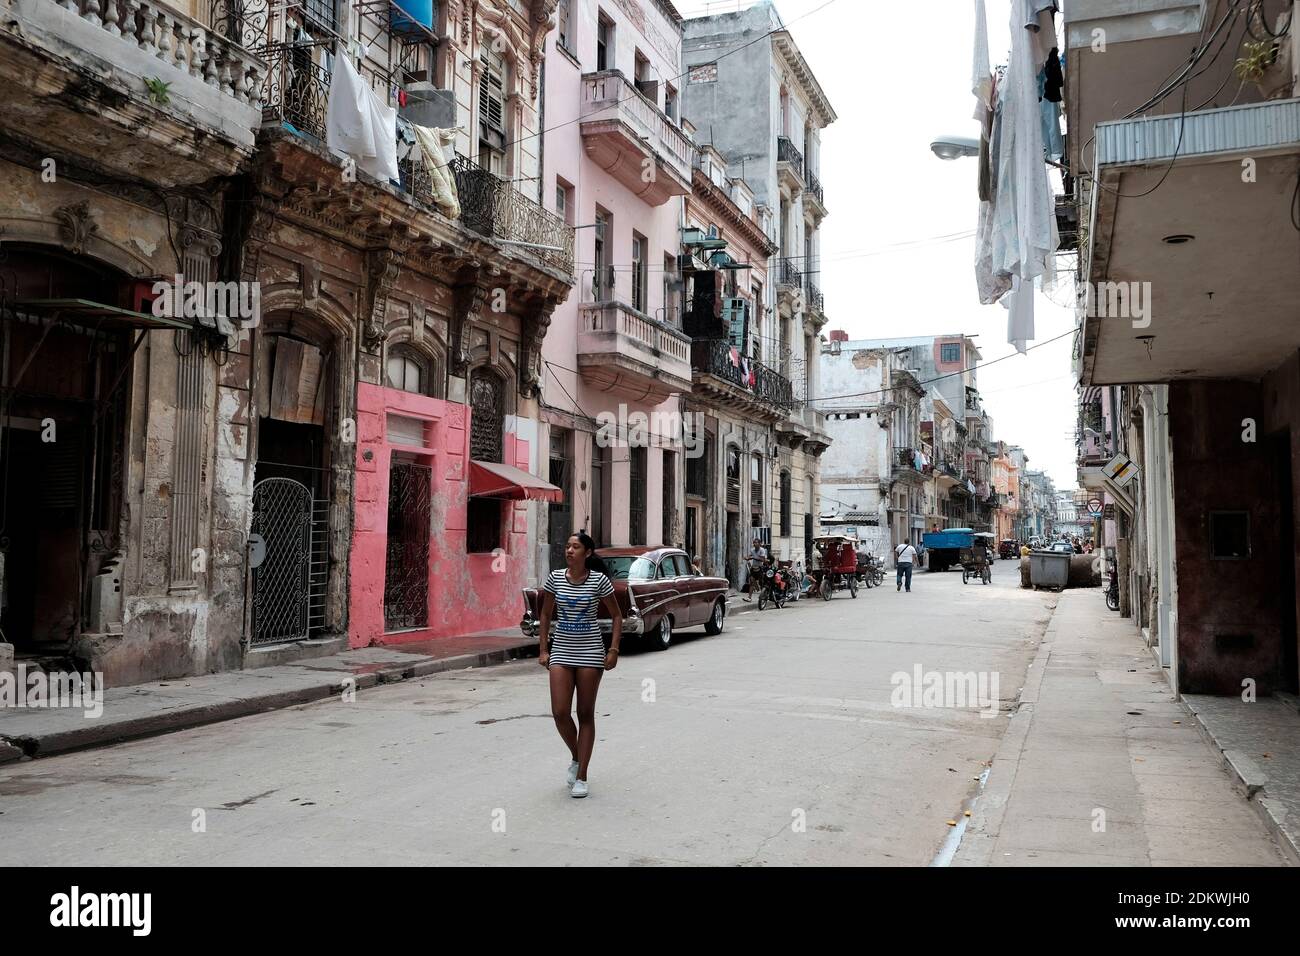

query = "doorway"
(251, 331), (333, 645)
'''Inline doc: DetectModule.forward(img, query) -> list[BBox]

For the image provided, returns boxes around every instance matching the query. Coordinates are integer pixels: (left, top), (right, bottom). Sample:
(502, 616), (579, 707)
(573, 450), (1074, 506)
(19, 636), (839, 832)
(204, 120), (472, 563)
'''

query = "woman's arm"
(537, 589), (553, 665)
(601, 593), (622, 669)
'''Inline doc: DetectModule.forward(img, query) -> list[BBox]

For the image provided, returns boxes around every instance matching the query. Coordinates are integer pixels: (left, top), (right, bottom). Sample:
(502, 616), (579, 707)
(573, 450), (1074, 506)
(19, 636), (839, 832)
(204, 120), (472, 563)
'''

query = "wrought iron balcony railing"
(777, 136), (804, 181)
(448, 155), (575, 274)
(896, 447), (917, 469)
(778, 257), (802, 287)
(691, 338), (796, 410)
(806, 168), (825, 206)
(805, 278), (824, 314)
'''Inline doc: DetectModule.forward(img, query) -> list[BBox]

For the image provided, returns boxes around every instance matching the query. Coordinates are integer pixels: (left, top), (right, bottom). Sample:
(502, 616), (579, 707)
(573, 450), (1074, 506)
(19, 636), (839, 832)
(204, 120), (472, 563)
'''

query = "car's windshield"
(600, 556), (656, 580)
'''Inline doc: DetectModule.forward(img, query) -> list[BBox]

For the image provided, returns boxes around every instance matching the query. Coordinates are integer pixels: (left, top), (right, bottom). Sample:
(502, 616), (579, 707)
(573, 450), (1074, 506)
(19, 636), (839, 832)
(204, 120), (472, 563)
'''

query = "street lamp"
(929, 135), (980, 160)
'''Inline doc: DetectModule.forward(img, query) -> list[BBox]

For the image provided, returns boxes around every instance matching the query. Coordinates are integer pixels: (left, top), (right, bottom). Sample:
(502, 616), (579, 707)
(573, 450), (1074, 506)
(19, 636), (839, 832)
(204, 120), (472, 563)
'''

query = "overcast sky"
(676, 0), (1079, 489)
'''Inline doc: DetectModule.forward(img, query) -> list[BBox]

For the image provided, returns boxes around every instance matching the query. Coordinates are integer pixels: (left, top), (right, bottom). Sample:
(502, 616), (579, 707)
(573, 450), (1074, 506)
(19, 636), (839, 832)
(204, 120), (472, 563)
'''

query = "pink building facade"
(538, 0), (695, 554)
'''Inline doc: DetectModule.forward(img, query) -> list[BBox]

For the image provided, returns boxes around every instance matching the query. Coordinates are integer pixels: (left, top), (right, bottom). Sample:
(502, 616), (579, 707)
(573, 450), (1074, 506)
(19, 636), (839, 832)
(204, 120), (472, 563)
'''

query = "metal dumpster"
(1029, 551), (1071, 591)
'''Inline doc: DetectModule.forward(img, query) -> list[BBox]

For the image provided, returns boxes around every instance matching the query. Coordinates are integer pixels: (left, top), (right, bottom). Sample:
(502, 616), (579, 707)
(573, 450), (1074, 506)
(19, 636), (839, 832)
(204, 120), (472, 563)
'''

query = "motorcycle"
(757, 564), (790, 611)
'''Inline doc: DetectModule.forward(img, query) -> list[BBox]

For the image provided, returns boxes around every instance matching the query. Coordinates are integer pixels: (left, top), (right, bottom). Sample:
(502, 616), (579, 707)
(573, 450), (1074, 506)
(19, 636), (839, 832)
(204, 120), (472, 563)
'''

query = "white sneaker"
(570, 779), (589, 798)
(567, 760), (579, 787)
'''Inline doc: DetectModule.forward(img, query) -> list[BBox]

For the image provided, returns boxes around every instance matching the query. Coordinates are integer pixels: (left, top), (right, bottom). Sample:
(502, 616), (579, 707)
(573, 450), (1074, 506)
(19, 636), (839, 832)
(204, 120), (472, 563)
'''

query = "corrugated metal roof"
(1096, 99), (1300, 166)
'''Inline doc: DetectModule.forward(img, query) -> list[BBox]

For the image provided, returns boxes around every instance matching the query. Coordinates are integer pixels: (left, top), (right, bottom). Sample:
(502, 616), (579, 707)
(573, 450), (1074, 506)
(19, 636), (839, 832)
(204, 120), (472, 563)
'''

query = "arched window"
(386, 347), (426, 395)
(780, 470), (792, 537)
(469, 370), (504, 463)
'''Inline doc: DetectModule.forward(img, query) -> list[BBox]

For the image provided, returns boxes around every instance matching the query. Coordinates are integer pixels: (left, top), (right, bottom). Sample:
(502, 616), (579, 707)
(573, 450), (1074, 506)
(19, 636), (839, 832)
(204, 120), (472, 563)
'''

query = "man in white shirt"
(895, 541), (919, 593)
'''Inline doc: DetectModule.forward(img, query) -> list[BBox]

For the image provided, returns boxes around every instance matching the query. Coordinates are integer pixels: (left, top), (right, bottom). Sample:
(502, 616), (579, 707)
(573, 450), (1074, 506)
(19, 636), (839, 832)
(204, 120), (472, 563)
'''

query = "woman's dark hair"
(570, 531), (609, 574)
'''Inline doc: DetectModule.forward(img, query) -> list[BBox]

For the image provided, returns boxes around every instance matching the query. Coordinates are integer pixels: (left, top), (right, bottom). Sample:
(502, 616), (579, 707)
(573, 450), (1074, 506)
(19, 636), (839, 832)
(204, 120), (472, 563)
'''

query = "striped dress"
(543, 568), (615, 669)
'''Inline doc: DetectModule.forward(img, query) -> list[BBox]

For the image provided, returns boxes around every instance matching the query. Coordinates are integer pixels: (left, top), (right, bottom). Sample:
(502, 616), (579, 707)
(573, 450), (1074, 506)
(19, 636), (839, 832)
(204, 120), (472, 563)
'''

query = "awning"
(468, 460), (563, 502)
(14, 298), (194, 333)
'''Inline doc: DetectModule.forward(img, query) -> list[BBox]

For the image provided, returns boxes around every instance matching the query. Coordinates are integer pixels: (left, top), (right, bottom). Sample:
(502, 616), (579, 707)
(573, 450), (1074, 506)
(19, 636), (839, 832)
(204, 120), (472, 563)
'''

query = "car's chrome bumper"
(520, 614), (643, 638)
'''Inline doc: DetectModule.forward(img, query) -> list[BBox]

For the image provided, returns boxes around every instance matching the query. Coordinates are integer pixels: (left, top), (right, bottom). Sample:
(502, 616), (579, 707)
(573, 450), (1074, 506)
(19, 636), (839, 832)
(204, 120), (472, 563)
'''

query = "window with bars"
(593, 208), (612, 300)
(469, 372), (503, 463)
(302, 0), (337, 33)
(686, 437), (709, 497)
(631, 233), (647, 313)
(630, 446), (647, 546)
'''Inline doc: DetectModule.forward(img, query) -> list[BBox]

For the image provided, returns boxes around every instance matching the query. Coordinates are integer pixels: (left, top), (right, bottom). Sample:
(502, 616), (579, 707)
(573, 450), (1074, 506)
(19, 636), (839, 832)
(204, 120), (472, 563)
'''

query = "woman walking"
(537, 532), (622, 798)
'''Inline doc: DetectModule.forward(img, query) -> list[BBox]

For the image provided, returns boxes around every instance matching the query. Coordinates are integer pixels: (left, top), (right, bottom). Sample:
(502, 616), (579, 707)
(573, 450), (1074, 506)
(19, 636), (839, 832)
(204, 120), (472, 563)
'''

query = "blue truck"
(921, 527), (976, 573)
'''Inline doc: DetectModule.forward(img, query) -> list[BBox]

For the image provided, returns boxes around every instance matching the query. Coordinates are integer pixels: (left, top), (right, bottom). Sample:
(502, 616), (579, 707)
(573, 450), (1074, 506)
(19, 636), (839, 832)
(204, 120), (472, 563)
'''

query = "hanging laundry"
(729, 346), (740, 367)
(1025, 0), (1058, 67)
(325, 54), (399, 183)
(1044, 48), (1063, 103)
(1003, 275), (1035, 355)
(978, 0), (1058, 330)
(410, 123), (462, 218)
(1038, 68), (1064, 162)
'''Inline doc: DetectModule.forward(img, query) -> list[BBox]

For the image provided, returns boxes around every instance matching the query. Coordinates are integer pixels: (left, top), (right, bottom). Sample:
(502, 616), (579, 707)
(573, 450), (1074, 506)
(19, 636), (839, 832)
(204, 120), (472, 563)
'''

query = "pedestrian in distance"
(742, 537), (767, 601)
(895, 540), (919, 592)
(536, 532), (622, 799)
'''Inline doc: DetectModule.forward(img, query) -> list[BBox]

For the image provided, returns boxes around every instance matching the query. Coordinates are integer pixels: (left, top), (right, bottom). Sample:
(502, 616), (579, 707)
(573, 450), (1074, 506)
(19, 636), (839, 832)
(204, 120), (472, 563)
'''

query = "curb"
(1183, 700), (1300, 867)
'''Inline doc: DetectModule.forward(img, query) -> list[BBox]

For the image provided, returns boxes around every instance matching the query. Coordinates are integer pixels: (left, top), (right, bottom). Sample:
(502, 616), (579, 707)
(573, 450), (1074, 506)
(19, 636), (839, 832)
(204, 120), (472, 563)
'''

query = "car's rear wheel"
(704, 600), (725, 635)
(647, 614), (672, 651)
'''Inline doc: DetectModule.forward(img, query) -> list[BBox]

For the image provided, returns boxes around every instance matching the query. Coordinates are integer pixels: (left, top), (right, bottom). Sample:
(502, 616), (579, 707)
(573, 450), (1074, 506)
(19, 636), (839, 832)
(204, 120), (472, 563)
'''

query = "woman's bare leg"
(549, 665), (578, 761)
(574, 667), (604, 780)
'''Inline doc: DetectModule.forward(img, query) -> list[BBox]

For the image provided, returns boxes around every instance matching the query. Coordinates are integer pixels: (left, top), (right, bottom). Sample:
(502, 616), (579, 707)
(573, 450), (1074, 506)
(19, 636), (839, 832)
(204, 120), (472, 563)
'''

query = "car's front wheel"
(646, 614), (672, 651)
(704, 600), (726, 635)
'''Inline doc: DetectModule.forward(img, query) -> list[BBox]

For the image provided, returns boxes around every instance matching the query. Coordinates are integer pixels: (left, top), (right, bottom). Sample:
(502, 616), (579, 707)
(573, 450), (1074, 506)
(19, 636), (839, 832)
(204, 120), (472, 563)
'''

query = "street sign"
(1103, 452), (1140, 487)
(1087, 497), (1103, 517)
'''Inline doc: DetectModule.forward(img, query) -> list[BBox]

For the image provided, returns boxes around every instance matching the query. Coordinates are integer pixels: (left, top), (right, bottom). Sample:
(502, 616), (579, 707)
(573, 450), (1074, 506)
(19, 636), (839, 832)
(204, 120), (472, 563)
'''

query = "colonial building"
(681, 2), (834, 571)
(1067, 0), (1300, 695)
(0, 0), (574, 684)
(679, 143), (787, 585)
(540, 0), (693, 565)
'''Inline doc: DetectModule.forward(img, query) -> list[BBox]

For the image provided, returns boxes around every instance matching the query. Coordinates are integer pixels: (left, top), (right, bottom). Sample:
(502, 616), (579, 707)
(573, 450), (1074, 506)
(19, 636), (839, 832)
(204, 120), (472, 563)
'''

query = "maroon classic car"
(520, 547), (729, 651)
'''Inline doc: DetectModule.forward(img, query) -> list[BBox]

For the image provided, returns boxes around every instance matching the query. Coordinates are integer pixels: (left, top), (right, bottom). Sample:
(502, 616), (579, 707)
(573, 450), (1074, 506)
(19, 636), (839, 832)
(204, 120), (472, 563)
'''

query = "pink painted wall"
(348, 382), (531, 648)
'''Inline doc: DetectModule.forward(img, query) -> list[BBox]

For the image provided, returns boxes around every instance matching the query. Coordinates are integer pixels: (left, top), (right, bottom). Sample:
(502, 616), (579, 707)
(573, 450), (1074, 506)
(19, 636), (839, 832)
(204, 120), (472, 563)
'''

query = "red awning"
(468, 460), (564, 503)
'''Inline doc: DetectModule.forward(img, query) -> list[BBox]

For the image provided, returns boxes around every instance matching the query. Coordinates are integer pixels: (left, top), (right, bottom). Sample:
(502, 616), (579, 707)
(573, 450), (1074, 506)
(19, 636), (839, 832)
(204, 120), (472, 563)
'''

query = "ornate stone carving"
(449, 273), (489, 376)
(518, 298), (554, 399)
(54, 201), (99, 255)
(362, 246), (403, 350)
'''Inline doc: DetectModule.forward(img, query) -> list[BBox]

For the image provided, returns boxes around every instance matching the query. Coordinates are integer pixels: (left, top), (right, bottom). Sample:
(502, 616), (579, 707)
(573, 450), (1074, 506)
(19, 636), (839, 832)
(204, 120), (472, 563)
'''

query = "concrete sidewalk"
(0, 598), (763, 763)
(954, 588), (1293, 866)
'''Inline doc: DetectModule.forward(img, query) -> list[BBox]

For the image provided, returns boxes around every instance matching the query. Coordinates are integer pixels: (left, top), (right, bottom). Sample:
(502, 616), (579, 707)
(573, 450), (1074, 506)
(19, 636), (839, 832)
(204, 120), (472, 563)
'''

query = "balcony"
(580, 71), (694, 206)
(446, 156), (575, 274)
(577, 302), (692, 402)
(892, 447), (925, 485)
(257, 43), (574, 277)
(690, 338), (794, 422)
(776, 135), (804, 194)
(804, 278), (825, 316)
(805, 168), (827, 220)
(0, 0), (265, 184)
(1082, 99), (1300, 384)
(776, 257), (802, 310)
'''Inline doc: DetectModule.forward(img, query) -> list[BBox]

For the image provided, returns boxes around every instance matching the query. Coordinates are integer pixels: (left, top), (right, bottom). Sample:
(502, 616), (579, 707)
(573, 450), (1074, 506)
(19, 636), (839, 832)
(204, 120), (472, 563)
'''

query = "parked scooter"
(757, 562), (791, 610)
